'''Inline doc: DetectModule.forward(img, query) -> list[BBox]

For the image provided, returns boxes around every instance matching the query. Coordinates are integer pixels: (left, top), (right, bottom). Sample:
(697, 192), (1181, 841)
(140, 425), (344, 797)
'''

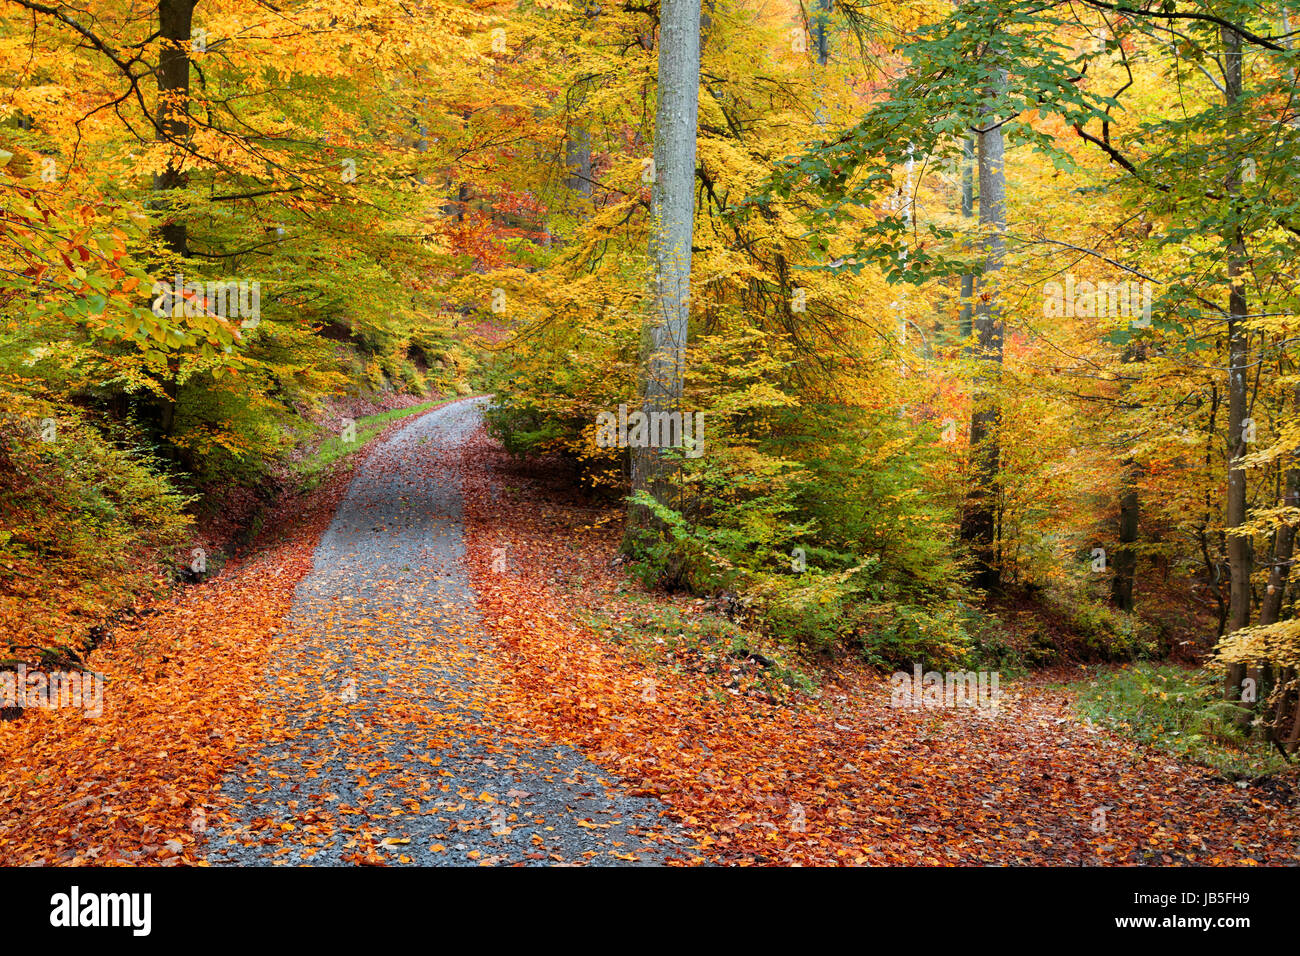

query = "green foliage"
(1071, 664), (1291, 778)
(627, 477), (972, 669)
(760, 0), (1118, 284)
(1042, 588), (1160, 662)
(787, 404), (966, 598)
(0, 391), (192, 649)
(485, 400), (570, 459)
(963, 606), (1033, 675)
(851, 599), (974, 671)
(169, 376), (297, 485)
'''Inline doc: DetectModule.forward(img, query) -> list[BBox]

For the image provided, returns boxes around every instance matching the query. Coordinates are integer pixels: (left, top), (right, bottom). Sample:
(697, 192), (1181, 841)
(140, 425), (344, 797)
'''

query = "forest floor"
(1, 397), (1297, 866)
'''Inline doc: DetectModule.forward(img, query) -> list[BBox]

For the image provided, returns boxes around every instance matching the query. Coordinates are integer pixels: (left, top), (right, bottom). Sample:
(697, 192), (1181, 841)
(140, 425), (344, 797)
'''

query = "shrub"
(0, 392), (192, 655)
(1072, 664), (1290, 777)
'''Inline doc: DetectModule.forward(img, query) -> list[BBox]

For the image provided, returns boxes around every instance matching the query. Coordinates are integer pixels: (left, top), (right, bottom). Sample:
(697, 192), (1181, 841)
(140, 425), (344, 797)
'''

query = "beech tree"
(627, 0), (702, 537)
(958, 59), (1009, 593)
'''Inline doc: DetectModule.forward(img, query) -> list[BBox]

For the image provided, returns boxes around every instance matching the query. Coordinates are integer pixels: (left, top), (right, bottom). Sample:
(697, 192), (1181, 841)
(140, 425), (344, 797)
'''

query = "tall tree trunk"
(808, 0), (832, 127)
(442, 111), (472, 220)
(155, 0), (195, 257)
(564, 7), (598, 201)
(958, 133), (975, 350)
(1112, 342), (1144, 612)
(1113, 460), (1140, 611)
(959, 69), (1007, 593)
(565, 126), (592, 198)
(1258, 384), (1300, 746)
(1260, 527), (1295, 622)
(814, 0), (831, 67)
(1221, 24), (1253, 706)
(1260, 6), (1300, 633)
(626, 0), (701, 539)
(153, 0), (197, 437)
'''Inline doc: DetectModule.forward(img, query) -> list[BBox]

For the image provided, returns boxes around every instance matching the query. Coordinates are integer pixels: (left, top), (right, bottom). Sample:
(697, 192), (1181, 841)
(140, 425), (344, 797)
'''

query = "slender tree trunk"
(1221, 24), (1253, 706)
(958, 133), (975, 350)
(1269, 665), (1296, 751)
(1253, 385), (1300, 742)
(565, 127), (592, 198)
(1287, 693), (1300, 750)
(1113, 462), (1140, 611)
(155, 0), (195, 257)
(959, 69), (1007, 593)
(808, 0), (832, 127)
(815, 0), (831, 67)
(442, 111), (472, 220)
(1112, 343), (1144, 612)
(1260, 405), (1300, 626)
(626, 0), (701, 539)
(1259, 3), (1300, 630)
(564, 8), (598, 201)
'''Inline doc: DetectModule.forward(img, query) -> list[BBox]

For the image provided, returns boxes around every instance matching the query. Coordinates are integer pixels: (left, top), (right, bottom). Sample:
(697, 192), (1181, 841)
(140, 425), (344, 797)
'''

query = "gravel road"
(206, 397), (684, 866)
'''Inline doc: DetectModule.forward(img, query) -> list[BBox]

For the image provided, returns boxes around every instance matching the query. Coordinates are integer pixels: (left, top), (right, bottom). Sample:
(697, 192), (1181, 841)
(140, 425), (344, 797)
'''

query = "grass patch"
(295, 399), (453, 490)
(1068, 663), (1293, 778)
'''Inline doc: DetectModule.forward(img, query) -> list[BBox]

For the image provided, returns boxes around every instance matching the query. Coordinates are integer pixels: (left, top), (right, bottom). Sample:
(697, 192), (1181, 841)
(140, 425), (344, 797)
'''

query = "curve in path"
(207, 397), (680, 866)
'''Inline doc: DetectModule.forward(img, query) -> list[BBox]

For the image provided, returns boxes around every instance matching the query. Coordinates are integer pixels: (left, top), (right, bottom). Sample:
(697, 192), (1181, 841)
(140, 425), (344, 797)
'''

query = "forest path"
(206, 397), (684, 866)
(451, 426), (1300, 866)
(198, 397), (1300, 867)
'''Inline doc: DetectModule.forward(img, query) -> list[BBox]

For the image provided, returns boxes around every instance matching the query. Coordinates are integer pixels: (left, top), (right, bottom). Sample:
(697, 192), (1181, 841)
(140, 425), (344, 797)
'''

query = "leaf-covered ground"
(2, 399), (1297, 866)
(0, 401), (452, 865)
(0, 455), (345, 865)
(457, 427), (1300, 866)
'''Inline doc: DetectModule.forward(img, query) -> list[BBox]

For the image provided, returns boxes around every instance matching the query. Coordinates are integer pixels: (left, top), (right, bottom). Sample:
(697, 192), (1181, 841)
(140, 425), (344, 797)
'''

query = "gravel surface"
(206, 397), (687, 866)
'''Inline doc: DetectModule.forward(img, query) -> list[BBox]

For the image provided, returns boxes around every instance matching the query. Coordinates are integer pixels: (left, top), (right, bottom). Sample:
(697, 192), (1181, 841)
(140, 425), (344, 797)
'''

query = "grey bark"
(959, 70), (1007, 592)
(815, 0), (832, 66)
(564, 7), (598, 200)
(1112, 343), (1143, 612)
(1260, 444), (1300, 626)
(565, 126), (592, 198)
(1113, 460), (1140, 612)
(958, 133), (975, 349)
(627, 0), (702, 536)
(1221, 24), (1253, 706)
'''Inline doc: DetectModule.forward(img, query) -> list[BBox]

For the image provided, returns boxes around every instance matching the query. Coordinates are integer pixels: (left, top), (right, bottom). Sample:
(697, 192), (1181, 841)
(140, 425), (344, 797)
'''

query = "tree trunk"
(959, 69), (1007, 593)
(1260, 414), (1300, 626)
(153, 0), (197, 437)
(565, 126), (592, 198)
(1112, 342), (1144, 612)
(1112, 461), (1140, 611)
(958, 133), (975, 349)
(564, 7), (598, 201)
(1221, 24), (1253, 707)
(814, 0), (831, 67)
(626, 0), (701, 540)
(154, 0), (195, 258)
(1257, 388), (1300, 743)
(808, 0), (832, 127)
